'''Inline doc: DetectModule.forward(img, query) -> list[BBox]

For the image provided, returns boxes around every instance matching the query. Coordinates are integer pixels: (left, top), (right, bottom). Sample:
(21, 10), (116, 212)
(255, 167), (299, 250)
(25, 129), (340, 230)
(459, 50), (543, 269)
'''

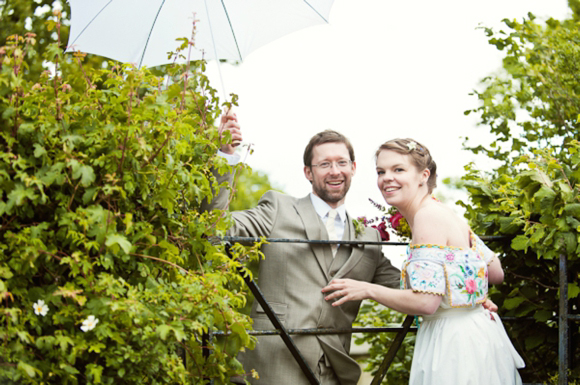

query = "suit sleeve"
(199, 169), (233, 212)
(199, 165), (280, 237)
(228, 191), (279, 237)
(369, 230), (401, 289)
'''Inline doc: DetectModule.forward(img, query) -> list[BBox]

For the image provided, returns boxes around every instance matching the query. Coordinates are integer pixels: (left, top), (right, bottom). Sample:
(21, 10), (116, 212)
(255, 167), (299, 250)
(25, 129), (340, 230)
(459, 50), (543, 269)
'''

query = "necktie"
(325, 209), (338, 257)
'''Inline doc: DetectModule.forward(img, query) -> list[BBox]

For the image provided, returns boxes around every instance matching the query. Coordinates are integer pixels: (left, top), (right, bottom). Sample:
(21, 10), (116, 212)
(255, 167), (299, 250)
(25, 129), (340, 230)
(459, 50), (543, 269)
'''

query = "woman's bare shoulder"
(413, 202), (467, 246)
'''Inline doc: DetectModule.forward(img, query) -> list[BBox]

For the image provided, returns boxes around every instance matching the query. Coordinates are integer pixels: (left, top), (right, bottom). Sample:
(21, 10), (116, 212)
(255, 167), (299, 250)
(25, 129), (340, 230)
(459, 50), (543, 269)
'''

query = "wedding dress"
(402, 231), (525, 385)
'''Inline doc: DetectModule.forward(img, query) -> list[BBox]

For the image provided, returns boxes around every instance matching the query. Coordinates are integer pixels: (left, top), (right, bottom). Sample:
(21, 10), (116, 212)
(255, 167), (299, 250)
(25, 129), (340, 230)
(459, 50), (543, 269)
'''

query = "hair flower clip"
(406, 141), (417, 151)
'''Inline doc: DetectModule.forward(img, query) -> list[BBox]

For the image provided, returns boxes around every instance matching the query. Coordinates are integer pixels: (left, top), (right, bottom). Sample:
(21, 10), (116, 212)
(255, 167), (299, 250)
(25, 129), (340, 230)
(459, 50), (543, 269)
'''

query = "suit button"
(329, 270), (337, 276)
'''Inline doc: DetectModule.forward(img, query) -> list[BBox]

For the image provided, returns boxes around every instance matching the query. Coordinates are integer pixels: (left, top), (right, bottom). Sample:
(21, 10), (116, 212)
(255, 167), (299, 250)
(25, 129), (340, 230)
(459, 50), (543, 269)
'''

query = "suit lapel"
(296, 196), (330, 280)
(334, 212), (365, 278)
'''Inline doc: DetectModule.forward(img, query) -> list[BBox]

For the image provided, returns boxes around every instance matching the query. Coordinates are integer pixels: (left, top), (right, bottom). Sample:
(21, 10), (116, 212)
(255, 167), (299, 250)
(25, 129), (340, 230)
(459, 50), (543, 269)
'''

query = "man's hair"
(375, 138), (437, 193)
(303, 130), (355, 167)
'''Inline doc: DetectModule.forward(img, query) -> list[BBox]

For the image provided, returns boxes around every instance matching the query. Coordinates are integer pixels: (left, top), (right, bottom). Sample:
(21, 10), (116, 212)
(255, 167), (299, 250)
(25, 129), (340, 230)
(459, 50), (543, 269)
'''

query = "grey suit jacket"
(204, 174), (400, 385)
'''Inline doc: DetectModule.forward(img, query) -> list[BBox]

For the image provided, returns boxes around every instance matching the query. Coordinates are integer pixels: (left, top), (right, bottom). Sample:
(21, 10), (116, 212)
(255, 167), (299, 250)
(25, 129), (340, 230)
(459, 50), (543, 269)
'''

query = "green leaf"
(157, 324), (172, 340)
(33, 143), (47, 158)
(88, 343), (106, 353)
(533, 186), (556, 212)
(525, 334), (544, 350)
(503, 296), (526, 310)
(533, 309), (553, 322)
(72, 164), (96, 187)
(569, 283), (580, 299)
(159, 239), (179, 255)
(498, 216), (521, 233)
(511, 235), (528, 251)
(564, 203), (580, 218)
(87, 364), (103, 383)
(17, 361), (39, 378)
(63, 364), (80, 375)
(18, 122), (35, 135)
(105, 234), (132, 254)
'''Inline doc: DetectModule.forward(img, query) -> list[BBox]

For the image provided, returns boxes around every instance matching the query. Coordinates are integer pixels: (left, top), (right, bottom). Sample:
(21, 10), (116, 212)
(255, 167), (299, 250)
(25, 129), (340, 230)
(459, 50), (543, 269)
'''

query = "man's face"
(304, 142), (356, 208)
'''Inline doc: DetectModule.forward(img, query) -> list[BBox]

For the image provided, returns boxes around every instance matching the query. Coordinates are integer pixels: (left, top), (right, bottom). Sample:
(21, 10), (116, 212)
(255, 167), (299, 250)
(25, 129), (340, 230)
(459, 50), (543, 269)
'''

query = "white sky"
(204, 0), (570, 266)
(205, 0), (569, 213)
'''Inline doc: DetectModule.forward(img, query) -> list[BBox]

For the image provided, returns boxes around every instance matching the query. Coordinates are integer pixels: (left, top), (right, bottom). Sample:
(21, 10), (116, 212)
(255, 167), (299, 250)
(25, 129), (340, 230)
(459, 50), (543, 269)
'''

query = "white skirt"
(409, 306), (525, 385)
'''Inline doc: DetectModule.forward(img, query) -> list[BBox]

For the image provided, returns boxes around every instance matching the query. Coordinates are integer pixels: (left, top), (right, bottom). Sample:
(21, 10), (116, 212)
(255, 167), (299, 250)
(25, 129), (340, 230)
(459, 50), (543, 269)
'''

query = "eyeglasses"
(311, 160), (352, 169)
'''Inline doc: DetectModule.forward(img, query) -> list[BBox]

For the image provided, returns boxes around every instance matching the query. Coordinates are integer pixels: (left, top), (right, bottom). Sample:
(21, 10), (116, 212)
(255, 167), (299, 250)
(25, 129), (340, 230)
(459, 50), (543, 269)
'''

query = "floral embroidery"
(464, 278), (477, 294)
(403, 236), (492, 308)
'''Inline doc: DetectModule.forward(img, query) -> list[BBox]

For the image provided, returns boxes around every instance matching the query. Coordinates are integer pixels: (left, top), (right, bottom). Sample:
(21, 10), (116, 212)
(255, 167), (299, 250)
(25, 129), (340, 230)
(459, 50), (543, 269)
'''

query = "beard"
(312, 177), (351, 204)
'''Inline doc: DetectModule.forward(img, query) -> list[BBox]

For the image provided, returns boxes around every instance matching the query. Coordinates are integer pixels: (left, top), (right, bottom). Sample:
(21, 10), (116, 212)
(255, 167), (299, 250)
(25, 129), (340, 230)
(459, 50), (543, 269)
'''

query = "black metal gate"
(201, 236), (577, 385)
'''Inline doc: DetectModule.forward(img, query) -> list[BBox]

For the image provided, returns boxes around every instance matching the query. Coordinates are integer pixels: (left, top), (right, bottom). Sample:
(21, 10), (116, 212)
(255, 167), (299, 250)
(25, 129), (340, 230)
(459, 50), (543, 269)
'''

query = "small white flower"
(33, 300), (49, 316)
(406, 141), (417, 151)
(81, 315), (99, 332)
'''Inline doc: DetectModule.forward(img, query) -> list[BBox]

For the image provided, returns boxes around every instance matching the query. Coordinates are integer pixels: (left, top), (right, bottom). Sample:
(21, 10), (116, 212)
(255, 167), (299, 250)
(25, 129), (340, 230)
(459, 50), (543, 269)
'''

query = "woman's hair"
(375, 138), (437, 193)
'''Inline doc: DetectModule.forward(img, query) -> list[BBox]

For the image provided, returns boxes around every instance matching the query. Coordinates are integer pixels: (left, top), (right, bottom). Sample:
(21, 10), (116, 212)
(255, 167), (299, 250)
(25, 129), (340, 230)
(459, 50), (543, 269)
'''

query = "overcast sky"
(204, 0), (569, 224)
(203, 0), (570, 265)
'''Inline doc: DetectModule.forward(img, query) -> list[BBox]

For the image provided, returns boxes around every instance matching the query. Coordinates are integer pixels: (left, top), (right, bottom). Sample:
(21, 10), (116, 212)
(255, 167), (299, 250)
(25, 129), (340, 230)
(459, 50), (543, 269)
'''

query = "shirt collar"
(309, 193), (347, 223)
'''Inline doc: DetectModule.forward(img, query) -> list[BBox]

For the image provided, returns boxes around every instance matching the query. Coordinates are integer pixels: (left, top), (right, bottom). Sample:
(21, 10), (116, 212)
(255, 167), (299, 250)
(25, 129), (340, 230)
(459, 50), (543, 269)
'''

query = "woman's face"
(376, 149), (428, 208)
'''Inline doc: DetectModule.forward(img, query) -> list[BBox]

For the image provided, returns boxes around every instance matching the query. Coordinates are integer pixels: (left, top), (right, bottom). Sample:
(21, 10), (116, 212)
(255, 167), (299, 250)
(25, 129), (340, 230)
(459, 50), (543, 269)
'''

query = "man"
(207, 113), (400, 385)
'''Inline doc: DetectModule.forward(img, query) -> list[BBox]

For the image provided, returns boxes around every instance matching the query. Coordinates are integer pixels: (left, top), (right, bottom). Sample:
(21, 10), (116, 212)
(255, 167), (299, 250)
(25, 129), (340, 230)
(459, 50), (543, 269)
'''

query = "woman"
(321, 138), (524, 384)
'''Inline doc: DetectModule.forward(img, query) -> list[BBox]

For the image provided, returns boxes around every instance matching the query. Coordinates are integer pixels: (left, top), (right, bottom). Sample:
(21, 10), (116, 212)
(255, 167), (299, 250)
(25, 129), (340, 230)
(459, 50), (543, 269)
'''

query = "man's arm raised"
(200, 110), (242, 212)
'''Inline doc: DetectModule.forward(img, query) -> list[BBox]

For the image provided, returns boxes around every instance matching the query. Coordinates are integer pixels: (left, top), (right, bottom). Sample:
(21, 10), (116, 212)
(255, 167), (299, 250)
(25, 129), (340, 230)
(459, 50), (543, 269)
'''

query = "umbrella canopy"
(65, 0), (335, 68)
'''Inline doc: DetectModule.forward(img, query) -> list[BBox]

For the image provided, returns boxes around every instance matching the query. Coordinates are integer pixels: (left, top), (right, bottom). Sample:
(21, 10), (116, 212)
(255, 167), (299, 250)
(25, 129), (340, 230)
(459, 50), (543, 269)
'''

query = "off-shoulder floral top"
(401, 231), (495, 308)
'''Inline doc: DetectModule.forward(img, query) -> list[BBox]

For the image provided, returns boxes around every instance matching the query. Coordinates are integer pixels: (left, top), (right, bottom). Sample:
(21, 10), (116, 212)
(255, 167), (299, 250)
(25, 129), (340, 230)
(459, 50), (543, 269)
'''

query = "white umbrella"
(65, 0), (335, 68)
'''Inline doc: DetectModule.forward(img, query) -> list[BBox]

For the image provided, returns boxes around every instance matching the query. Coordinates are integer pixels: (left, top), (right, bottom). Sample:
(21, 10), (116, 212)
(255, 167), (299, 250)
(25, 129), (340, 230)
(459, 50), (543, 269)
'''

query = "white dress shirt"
(309, 193), (347, 242)
(217, 149), (241, 165)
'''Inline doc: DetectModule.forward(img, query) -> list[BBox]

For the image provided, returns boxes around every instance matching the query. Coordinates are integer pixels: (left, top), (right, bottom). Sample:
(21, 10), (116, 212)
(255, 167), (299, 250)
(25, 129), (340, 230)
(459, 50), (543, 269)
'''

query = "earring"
(419, 182), (424, 187)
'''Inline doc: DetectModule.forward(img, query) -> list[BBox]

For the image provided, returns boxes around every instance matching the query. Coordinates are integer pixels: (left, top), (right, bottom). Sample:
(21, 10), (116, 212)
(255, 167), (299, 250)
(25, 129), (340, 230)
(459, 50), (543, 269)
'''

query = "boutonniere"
(352, 218), (365, 238)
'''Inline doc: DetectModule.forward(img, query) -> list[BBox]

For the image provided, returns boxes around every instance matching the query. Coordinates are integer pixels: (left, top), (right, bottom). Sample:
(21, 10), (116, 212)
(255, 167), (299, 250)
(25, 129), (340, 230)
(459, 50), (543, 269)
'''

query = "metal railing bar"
(211, 326), (418, 336)
(223, 236), (408, 246)
(221, 235), (509, 246)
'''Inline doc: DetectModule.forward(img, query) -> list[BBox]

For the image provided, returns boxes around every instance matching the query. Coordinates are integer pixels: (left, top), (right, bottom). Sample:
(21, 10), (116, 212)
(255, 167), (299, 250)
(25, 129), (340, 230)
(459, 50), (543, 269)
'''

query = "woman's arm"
(487, 254), (504, 285)
(321, 278), (442, 316)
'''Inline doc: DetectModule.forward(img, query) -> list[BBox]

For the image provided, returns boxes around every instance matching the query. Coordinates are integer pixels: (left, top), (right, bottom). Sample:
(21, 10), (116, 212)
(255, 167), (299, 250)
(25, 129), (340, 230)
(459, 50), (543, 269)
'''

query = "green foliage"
(464, 14), (580, 169)
(0, 1), (107, 78)
(353, 302), (414, 385)
(460, 145), (580, 382)
(462, 11), (580, 382)
(0, 28), (259, 384)
(230, 168), (280, 212)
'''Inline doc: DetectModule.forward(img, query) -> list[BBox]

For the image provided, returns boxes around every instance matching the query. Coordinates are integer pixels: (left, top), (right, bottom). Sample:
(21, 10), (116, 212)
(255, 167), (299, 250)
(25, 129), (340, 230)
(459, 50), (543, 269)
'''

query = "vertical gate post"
(202, 331), (214, 385)
(370, 315), (414, 385)
(558, 253), (568, 385)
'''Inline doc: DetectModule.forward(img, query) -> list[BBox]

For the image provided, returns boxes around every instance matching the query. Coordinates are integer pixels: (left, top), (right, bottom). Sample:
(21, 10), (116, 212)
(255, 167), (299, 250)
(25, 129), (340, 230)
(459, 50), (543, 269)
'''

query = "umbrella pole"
(203, 0), (228, 104)
(203, 0), (241, 148)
